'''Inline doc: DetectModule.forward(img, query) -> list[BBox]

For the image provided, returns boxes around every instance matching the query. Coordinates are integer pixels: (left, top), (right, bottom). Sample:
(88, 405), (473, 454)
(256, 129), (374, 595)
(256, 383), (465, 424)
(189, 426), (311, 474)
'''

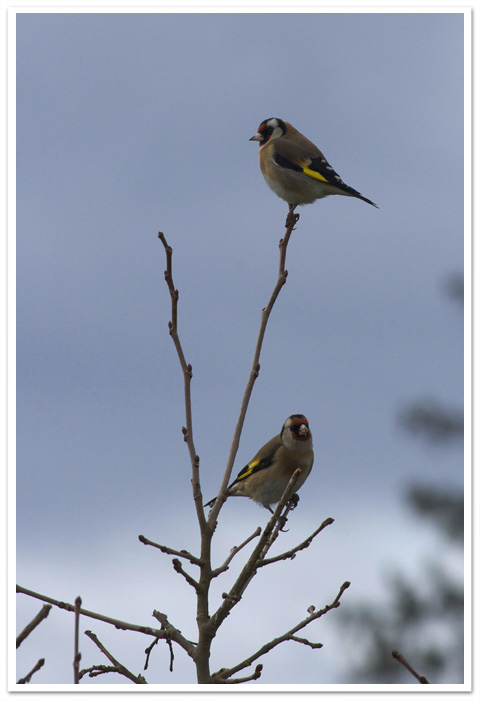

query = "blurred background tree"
(338, 272), (464, 684)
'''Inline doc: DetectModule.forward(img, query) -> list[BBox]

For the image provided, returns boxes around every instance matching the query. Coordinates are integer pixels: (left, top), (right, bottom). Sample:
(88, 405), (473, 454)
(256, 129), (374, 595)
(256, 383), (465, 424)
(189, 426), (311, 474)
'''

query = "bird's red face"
(283, 414), (311, 443)
(249, 121), (269, 144)
(249, 118), (286, 145)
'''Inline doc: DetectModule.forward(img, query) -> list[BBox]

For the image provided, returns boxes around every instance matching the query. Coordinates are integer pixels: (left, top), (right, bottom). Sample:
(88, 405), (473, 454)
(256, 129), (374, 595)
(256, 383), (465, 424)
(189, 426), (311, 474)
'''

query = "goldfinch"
(204, 415), (314, 512)
(250, 118), (378, 210)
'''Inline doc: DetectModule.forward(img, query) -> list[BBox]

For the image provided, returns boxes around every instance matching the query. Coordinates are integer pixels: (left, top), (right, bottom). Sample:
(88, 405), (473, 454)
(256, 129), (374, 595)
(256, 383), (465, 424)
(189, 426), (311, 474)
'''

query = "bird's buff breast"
(251, 461), (312, 507)
(263, 166), (330, 205)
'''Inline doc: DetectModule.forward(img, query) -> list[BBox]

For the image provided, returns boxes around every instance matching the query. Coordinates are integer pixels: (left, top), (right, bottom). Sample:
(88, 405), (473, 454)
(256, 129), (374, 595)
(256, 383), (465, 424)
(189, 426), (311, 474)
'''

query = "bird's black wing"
(231, 451), (277, 487)
(273, 151), (378, 207)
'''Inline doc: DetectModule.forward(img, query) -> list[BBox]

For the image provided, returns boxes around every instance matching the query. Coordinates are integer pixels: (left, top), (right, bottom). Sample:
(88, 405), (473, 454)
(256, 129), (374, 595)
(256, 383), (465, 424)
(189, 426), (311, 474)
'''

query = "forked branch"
(81, 630), (147, 684)
(212, 527), (262, 577)
(212, 580), (350, 682)
(258, 517), (335, 567)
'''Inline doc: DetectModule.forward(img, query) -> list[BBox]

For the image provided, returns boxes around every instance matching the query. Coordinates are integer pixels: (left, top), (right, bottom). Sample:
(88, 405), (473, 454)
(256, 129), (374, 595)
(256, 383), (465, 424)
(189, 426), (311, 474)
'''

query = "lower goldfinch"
(250, 118), (378, 209)
(205, 415), (314, 512)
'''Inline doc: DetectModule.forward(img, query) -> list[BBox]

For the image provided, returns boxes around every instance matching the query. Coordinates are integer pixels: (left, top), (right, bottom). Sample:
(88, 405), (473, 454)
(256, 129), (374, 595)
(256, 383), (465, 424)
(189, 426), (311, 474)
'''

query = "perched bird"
(250, 118), (378, 211)
(204, 415), (314, 512)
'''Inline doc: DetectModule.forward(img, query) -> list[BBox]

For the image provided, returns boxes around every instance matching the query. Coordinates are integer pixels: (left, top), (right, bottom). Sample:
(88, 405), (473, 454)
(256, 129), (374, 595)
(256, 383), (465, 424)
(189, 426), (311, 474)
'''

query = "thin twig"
(208, 212), (299, 525)
(221, 664), (263, 684)
(16, 604), (51, 648)
(290, 635), (323, 649)
(172, 558), (200, 591)
(392, 649), (429, 684)
(144, 638), (159, 671)
(158, 232), (206, 531)
(144, 635), (175, 673)
(258, 517), (334, 567)
(79, 664), (118, 679)
(138, 534), (201, 566)
(84, 630), (147, 684)
(212, 527), (262, 577)
(279, 206), (298, 272)
(73, 596), (82, 684)
(17, 658), (45, 684)
(213, 580), (350, 682)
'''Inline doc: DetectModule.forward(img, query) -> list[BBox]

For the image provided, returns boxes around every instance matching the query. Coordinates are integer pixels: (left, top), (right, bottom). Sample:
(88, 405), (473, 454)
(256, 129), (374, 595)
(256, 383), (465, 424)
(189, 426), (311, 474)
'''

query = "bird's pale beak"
(298, 424), (309, 438)
(249, 133), (263, 142)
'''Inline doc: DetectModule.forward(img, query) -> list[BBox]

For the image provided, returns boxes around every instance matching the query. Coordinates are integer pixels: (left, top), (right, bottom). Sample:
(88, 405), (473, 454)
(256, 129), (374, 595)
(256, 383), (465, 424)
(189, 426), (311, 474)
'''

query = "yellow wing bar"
(302, 166), (329, 183)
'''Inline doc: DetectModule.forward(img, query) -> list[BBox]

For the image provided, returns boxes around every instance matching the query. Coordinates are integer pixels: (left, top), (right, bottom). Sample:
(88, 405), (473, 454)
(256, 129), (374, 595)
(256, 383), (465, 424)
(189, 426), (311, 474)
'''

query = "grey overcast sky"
(15, 6), (466, 691)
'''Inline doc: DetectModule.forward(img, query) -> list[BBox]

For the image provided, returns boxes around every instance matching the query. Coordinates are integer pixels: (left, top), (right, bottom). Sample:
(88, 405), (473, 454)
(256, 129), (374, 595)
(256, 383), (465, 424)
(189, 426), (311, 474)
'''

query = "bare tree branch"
(158, 232), (214, 681)
(17, 585), (170, 640)
(258, 517), (334, 567)
(138, 534), (201, 566)
(79, 664), (118, 679)
(73, 596), (81, 684)
(212, 527), (262, 577)
(144, 635), (174, 673)
(208, 213), (299, 525)
(17, 658), (45, 684)
(82, 630), (147, 683)
(158, 231), (207, 531)
(152, 610), (197, 658)
(16, 604), (51, 648)
(213, 580), (350, 682)
(144, 638), (159, 671)
(209, 470), (304, 633)
(392, 649), (429, 684)
(221, 664), (263, 684)
(172, 558), (200, 591)
(290, 635), (323, 649)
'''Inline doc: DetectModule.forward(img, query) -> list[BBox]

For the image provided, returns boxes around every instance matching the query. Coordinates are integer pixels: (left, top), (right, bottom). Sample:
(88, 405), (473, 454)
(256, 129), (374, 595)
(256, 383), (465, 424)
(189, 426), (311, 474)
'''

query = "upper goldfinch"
(250, 118), (378, 209)
(204, 415), (314, 512)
